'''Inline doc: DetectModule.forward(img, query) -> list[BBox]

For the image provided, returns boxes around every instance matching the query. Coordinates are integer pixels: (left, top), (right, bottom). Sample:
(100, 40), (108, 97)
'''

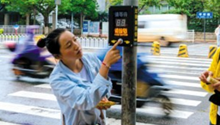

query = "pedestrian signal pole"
(108, 0), (138, 124)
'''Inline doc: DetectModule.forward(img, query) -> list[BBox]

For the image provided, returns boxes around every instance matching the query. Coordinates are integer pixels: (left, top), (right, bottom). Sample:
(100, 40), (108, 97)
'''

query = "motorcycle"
(4, 26), (55, 79)
(96, 47), (174, 116)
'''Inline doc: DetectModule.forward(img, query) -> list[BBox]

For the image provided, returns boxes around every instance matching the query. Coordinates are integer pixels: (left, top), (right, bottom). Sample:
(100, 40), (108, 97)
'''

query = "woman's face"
(58, 31), (82, 62)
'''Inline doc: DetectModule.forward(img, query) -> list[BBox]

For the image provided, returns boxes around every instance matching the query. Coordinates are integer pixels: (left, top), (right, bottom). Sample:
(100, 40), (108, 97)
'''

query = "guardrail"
(0, 30), (195, 49)
(186, 30), (195, 43)
(78, 37), (108, 49)
(0, 36), (109, 49)
(0, 25), (43, 34)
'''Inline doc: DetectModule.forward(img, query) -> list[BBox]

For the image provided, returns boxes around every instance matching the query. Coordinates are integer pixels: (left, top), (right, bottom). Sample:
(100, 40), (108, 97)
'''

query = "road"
(0, 43), (214, 125)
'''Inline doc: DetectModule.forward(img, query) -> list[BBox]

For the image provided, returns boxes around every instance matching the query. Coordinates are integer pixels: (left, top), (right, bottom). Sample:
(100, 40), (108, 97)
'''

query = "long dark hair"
(37, 28), (66, 54)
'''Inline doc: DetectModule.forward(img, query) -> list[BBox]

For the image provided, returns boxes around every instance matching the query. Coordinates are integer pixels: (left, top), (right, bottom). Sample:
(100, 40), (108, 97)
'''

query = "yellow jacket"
(201, 48), (220, 125)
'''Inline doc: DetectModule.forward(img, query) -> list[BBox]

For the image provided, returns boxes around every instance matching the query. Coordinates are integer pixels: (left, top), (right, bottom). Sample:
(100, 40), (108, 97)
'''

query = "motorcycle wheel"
(155, 95), (173, 116)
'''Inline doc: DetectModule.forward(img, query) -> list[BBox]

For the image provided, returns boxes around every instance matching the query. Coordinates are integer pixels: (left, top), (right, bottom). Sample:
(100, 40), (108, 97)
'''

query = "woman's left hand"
(96, 97), (111, 110)
(212, 78), (220, 91)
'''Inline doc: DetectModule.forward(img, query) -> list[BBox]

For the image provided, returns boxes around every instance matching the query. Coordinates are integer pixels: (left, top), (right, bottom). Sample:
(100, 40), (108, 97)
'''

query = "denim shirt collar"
(57, 56), (94, 82)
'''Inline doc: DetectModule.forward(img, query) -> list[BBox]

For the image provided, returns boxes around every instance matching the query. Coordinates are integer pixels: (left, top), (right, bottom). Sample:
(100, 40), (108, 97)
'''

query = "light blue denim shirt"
(49, 53), (112, 125)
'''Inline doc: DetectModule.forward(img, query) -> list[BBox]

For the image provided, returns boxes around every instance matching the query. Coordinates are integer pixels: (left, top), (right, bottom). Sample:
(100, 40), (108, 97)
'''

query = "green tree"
(165, 0), (208, 31)
(1, 0), (56, 27)
(0, 2), (6, 11)
(59, 0), (98, 32)
(205, 0), (220, 23)
(108, 0), (162, 14)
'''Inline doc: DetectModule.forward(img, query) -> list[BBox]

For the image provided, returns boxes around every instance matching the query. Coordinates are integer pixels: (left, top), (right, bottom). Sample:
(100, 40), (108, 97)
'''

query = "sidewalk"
(106, 118), (153, 125)
(0, 119), (151, 125)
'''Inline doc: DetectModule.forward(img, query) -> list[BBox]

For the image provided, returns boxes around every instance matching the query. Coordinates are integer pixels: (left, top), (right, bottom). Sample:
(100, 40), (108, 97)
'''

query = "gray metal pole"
(204, 19), (206, 42)
(55, 5), (58, 29)
(71, 12), (74, 33)
(122, 0), (138, 125)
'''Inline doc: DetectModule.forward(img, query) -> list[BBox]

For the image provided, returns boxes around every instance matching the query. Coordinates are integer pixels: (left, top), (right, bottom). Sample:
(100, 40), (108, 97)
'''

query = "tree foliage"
(165, 0), (219, 32)
(108, 0), (162, 14)
(205, 0), (220, 20)
(59, 0), (98, 18)
(1, 0), (98, 27)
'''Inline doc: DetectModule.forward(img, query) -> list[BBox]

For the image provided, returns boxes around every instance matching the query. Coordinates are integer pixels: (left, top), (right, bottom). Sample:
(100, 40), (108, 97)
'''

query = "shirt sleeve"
(50, 72), (112, 111)
(91, 53), (112, 98)
(200, 48), (220, 93)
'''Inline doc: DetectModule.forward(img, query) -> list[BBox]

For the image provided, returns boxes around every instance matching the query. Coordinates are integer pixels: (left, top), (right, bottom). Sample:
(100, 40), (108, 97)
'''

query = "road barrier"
(78, 37), (108, 49)
(0, 25), (43, 34)
(151, 41), (160, 56)
(0, 34), (27, 43)
(177, 44), (188, 57)
(208, 45), (217, 59)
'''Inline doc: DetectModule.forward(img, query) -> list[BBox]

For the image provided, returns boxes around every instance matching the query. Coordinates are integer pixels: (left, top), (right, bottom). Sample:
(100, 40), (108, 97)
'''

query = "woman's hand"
(103, 40), (121, 67)
(96, 97), (111, 110)
(97, 97), (111, 120)
(212, 78), (220, 91)
(199, 71), (213, 83)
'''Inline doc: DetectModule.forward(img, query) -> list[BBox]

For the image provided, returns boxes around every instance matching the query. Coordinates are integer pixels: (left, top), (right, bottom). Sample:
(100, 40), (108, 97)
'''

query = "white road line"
(147, 60), (210, 67)
(164, 89), (207, 97)
(107, 118), (155, 125)
(0, 102), (60, 119)
(141, 57), (211, 64)
(148, 69), (200, 76)
(9, 91), (56, 101)
(146, 55), (212, 61)
(164, 80), (201, 88)
(35, 84), (51, 89)
(111, 105), (193, 119)
(148, 64), (207, 71)
(159, 74), (200, 81)
(0, 55), (12, 59)
(9, 90), (201, 107)
(34, 83), (206, 97)
(170, 98), (201, 106)
(0, 121), (20, 125)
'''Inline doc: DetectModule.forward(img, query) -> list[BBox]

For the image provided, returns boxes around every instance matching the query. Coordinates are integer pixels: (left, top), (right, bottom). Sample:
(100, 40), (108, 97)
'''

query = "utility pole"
(122, 0), (138, 125)
(55, 0), (61, 29)
(71, 0), (74, 33)
(71, 12), (74, 33)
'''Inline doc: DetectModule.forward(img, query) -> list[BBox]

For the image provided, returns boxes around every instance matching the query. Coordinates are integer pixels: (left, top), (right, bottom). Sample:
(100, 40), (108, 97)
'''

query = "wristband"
(102, 62), (111, 69)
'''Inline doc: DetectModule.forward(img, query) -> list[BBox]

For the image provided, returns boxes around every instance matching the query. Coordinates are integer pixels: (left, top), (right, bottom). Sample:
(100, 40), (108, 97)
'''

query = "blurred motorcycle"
(96, 47), (173, 116)
(4, 26), (55, 79)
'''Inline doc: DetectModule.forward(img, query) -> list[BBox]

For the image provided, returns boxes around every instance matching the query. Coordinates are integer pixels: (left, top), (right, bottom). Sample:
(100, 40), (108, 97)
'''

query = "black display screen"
(114, 11), (128, 27)
(109, 6), (138, 46)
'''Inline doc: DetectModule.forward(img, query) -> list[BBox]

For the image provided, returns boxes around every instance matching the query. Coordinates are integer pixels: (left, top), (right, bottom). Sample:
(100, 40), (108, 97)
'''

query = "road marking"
(9, 91), (56, 101)
(142, 57), (211, 64)
(111, 105), (193, 119)
(107, 118), (156, 125)
(170, 98), (201, 106)
(164, 80), (201, 88)
(0, 102), (60, 119)
(146, 55), (212, 62)
(148, 64), (207, 71)
(34, 83), (207, 97)
(0, 55), (12, 59)
(164, 89), (207, 97)
(35, 84), (51, 89)
(159, 74), (200, 81)
(9, 90), (201, 107)
(148, 69), (200, 76)
(0, 121), (20, 125)
(147, 60), (210, 67)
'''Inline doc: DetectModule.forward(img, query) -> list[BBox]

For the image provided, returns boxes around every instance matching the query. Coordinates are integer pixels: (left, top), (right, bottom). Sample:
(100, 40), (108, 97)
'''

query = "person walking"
(37, 28), (121, 125)
(215, 24), (220, 47)
(200, 47), (220, 125)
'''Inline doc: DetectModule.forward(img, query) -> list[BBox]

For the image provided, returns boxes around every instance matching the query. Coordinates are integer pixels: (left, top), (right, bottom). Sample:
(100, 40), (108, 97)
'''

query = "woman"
(37, 28), (121, 125)
(200, 47), (220, 125)
(215, 24), (220, 47)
